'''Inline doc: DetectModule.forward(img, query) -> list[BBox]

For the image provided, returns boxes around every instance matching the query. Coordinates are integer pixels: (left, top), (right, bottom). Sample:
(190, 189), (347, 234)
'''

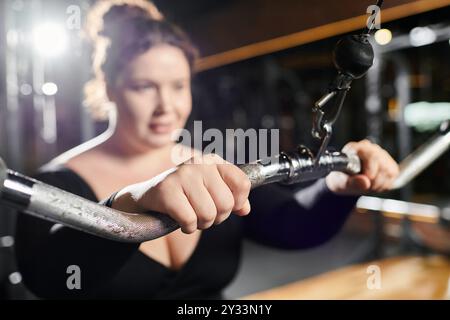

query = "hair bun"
(100, 4), (148, 39)
(86, 0), (163, 42)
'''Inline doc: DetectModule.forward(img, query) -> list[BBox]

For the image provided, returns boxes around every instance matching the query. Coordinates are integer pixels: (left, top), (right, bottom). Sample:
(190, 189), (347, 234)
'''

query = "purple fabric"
(245, 179), (359, 249)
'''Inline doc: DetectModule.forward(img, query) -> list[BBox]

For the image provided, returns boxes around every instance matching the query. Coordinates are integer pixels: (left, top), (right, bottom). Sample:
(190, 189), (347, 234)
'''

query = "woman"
(15, 0), (399, 299)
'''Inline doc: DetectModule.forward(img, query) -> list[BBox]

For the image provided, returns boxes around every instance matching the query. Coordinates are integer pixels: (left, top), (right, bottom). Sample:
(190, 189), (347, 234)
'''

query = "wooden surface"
(242, 256), (450, 300)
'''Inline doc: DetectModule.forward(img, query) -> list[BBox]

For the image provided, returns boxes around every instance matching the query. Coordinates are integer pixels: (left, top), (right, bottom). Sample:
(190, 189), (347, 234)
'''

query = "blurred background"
(0, 0), (449, 299)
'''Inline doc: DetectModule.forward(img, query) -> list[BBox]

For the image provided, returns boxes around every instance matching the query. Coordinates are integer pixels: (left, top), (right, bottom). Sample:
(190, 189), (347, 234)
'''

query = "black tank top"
(14, 167), (357, 299)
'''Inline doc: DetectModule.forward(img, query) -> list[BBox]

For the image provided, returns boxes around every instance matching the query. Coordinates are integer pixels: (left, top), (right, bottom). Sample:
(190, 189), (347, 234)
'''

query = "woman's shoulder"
(46, 133), (109, 168)
(36, 162), (98, 201)
(41, 133), (111, 180)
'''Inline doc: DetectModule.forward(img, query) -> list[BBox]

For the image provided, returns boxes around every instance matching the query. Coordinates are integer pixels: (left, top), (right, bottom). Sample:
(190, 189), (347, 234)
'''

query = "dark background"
(0, 0), (449, 299)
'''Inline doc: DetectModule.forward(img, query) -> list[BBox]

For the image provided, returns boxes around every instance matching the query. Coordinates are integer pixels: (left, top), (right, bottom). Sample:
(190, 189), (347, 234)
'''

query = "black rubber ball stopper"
(333, 35), (375, 79)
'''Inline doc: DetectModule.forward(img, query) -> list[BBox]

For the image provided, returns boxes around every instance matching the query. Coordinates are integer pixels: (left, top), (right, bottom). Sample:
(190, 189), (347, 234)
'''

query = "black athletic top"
(14, 167), (358, 299)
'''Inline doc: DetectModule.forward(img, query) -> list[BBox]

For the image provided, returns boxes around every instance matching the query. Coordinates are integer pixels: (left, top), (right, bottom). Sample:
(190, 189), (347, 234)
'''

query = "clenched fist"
(111, 154), (252, 234)
(326, 139), (399, 195)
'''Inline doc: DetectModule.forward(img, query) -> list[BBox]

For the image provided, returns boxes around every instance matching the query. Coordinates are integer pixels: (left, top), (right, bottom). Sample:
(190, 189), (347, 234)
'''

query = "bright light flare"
(33, 23), (68, 57)
(42, 82), (58, 96)
(374, 29), (392, 46)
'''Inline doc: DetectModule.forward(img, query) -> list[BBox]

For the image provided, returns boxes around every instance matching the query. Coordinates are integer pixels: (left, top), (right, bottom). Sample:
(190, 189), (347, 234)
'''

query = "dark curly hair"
(84, 0), (198, 120)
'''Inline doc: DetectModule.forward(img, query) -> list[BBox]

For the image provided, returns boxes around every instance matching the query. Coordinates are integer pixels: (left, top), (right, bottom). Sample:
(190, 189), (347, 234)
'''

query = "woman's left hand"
(325, 139), (400, 195)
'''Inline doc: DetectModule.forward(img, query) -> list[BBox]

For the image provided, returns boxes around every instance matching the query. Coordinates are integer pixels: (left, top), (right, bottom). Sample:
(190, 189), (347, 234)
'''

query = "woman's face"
(110, 44), (192, 150)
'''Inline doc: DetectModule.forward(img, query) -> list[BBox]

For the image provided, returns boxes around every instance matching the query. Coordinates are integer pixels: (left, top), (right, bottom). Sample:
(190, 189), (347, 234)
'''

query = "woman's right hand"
(111, 154), (252, 234)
